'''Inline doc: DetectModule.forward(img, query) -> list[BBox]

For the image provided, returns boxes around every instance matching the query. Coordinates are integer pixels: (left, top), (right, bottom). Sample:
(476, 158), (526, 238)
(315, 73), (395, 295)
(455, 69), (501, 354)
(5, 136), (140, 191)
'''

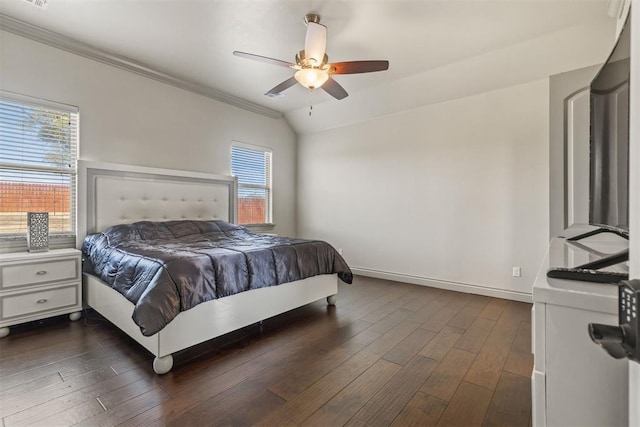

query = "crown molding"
(0, 14), (283, 119)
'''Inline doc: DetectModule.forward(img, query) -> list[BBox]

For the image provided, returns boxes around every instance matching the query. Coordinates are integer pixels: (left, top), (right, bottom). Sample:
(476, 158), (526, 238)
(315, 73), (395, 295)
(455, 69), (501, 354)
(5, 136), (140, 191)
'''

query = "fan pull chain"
(309, 89), (314, 116)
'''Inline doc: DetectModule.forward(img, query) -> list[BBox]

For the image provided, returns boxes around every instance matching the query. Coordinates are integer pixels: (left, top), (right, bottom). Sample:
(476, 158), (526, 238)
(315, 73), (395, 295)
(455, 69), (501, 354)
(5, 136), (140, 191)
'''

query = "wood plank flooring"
(0, 276), (533, 426)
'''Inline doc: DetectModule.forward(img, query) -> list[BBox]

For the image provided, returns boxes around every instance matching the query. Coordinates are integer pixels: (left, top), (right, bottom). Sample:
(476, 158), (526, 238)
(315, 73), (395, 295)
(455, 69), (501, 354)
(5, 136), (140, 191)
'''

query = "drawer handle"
(36, 270), (47, 276)
(36, 299), (48, 304)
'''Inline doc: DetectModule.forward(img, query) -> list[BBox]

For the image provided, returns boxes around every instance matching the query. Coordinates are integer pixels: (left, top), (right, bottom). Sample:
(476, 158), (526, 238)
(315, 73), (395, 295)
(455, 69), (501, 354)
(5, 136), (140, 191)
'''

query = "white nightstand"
(0, 248), (82, 338)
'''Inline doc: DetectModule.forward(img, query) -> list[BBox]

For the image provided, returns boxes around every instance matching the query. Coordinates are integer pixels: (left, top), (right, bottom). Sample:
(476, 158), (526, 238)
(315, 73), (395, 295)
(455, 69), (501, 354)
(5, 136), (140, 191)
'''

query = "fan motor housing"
(296, 50), (329, 68)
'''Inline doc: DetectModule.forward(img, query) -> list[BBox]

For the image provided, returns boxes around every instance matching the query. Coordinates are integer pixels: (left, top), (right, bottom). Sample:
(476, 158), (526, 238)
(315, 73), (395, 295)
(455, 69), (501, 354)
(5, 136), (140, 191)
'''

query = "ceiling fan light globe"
(294, 68), (329, 89)
(305, 22), (327, 66)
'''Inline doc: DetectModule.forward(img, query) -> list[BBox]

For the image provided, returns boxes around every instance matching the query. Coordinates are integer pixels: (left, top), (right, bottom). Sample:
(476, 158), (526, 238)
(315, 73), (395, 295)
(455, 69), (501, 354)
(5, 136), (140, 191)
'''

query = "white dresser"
(532, 226), (628, 426)
(0, 248), (82, 338)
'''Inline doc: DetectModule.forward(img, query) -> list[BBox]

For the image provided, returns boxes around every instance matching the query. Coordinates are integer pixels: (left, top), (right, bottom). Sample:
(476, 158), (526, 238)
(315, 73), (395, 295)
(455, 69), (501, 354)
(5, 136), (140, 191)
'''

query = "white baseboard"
(351, 267), (533, 303)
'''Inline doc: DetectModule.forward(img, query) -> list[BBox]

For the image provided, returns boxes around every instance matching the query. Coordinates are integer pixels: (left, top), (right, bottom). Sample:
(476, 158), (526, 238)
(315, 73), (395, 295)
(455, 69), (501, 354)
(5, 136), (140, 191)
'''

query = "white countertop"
(533, 225), (628, 314)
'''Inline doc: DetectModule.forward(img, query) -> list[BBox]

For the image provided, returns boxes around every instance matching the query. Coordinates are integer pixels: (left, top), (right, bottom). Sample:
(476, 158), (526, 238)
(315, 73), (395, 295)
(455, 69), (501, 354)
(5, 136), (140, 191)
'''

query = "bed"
(78, 160), (350, 374)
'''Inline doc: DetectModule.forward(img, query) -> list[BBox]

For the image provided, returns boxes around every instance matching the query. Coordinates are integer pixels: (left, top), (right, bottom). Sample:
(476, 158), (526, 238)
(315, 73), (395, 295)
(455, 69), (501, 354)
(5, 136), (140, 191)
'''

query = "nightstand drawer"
(1, 285), (80, 320)
(1, 258), (79, 290)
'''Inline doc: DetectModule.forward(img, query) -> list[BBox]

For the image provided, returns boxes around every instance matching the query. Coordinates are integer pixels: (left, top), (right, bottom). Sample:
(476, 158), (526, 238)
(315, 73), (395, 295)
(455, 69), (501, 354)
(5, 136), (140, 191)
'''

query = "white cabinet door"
(546, 304), (628, 426)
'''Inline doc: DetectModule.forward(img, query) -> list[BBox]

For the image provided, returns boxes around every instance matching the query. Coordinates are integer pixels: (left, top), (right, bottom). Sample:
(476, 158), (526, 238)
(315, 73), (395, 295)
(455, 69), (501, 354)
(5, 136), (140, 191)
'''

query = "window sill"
(243, 223), (276, 233)
(0, 235), (77, 254)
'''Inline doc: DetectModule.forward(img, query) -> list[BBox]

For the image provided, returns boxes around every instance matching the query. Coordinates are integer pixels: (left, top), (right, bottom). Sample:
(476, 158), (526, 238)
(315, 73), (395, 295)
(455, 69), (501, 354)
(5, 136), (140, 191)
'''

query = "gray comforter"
(82, 220), (352, 336)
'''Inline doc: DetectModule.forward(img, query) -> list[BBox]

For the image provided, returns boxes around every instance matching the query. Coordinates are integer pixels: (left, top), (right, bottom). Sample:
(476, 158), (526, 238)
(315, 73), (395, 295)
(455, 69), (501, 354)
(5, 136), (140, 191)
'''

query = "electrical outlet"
(512, 267), (521, 277)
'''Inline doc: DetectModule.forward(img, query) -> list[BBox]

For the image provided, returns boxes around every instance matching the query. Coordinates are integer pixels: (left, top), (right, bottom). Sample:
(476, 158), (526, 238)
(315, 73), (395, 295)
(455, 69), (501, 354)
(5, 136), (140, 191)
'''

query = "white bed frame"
(78, 160), (338, 374)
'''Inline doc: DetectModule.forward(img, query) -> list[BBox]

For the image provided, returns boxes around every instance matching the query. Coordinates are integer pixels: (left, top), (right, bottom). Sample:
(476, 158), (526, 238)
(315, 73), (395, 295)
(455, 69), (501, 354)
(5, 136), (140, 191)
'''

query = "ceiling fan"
(233, 14), (389, 100)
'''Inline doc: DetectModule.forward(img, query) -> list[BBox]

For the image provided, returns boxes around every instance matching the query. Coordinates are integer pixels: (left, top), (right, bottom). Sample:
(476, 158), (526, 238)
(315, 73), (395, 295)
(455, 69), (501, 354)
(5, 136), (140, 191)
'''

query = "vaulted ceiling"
(0, 0), (616, 133)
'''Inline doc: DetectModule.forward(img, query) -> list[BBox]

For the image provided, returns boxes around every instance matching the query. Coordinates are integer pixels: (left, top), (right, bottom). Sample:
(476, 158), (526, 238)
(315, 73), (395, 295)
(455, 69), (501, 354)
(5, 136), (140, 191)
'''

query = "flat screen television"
(548, 14), (631, 283)
(588, 13), (631, 235)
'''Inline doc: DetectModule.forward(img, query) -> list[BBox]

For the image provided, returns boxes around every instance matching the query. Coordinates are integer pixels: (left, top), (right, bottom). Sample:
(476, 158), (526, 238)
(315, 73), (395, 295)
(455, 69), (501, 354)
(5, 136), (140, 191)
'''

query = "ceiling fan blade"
(304, 22), (327, 66)
(329, 60), (389, 74)
(322, 77), (348, 100)
(265, 77), (298, 97)
(233, 51), (295, 68)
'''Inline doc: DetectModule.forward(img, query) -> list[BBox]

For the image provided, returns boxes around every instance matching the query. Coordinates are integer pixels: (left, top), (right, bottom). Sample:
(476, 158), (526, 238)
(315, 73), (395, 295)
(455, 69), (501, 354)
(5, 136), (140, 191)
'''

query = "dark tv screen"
(589, 15), (631, 231)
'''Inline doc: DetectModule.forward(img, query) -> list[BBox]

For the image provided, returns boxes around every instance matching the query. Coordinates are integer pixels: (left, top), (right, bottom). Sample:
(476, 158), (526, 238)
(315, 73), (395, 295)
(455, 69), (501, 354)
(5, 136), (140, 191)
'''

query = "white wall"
(297, 79), (549, 298)
(0, 30), (297, 237)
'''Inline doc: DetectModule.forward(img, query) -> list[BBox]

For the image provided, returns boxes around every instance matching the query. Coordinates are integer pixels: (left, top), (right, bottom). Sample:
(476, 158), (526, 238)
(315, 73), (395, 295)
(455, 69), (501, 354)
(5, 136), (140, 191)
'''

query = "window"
(0, 92), (79, 243)
(231, 143), (272, 225)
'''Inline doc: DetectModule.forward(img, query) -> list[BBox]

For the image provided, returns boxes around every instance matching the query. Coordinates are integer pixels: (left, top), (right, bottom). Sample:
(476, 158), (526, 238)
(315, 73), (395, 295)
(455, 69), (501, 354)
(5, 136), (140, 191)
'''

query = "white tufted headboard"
(77, 160), (237, 246)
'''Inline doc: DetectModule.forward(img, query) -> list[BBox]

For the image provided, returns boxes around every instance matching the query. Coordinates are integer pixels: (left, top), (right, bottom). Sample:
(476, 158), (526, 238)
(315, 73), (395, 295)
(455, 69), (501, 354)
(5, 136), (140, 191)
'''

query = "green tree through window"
(0, 93), (79, 238)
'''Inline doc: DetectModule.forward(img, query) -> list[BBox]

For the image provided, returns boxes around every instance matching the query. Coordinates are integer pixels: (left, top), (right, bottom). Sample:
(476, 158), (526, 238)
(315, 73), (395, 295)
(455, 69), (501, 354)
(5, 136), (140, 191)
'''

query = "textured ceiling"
(0, 0), (616, 133)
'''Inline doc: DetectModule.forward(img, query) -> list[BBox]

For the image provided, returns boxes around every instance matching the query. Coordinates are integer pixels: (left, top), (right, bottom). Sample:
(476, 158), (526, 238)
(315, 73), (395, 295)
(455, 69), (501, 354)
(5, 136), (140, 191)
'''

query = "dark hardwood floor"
(0, 276), (533, 426)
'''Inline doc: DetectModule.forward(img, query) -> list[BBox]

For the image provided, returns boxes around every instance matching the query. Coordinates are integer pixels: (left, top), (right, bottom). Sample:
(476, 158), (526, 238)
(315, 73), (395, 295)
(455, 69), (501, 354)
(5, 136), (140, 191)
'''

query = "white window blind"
(231, 144), (272, 225)
(0, 92), (79, 240)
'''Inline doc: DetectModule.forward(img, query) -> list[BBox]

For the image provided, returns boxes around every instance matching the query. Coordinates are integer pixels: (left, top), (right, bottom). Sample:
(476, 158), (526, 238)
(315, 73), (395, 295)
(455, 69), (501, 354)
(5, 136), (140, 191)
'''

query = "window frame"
(231, 141), (273, 227)
(0, 91), (79, 250)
